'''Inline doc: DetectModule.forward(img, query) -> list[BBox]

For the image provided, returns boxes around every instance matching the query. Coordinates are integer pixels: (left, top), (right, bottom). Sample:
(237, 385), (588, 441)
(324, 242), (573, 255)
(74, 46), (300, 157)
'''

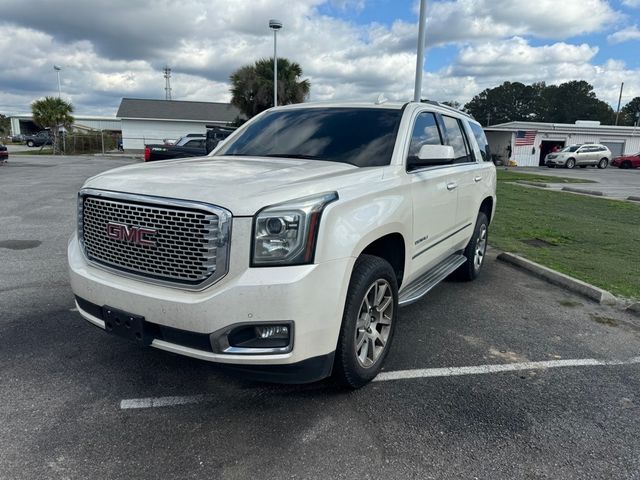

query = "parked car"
(0, 143), (8, 163)
(545, 144), (611, 169)
(68, 101), (496, 388)
(24, 131), (53, 147)
(611, 152), (640, 169)
(144, 128), (234, 162)
(144, 135), (206, 162)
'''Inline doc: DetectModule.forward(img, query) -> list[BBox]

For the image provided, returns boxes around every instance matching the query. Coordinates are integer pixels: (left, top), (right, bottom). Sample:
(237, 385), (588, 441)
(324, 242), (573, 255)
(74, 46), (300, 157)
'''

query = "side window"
(185, 139), (204, 147)
(441, 115), (473, 164)
(469, 122), (491, 162)
(408, 112), (442, 159)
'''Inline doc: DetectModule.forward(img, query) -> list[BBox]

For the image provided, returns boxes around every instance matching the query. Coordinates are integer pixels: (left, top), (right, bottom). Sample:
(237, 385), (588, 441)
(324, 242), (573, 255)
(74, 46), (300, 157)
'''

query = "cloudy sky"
(1, 0), (639, 116)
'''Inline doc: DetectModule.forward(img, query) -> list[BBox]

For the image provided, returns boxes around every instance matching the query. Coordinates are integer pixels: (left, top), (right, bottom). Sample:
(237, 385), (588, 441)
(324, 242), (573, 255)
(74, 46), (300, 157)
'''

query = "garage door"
(601, 142), (624, 157)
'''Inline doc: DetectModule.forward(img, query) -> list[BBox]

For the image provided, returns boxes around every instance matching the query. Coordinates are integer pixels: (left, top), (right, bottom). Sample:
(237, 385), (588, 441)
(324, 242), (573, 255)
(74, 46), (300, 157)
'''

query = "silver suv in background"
(545, 144), (611, 169)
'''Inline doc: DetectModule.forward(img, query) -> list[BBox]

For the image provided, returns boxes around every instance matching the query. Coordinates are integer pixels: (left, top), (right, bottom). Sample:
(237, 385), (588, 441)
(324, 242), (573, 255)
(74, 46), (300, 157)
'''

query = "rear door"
(406, 110), (460, 277)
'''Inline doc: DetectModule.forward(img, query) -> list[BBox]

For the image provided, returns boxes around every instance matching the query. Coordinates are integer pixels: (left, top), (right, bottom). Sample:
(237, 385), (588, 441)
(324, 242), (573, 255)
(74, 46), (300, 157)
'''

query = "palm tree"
(31, 96), (74, 154)
(230, 58), (310, 118)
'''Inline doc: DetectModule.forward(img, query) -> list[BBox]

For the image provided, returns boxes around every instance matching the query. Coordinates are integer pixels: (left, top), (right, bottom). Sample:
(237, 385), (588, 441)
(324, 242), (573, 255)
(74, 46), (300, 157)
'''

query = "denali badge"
(106, 222), (157, 246)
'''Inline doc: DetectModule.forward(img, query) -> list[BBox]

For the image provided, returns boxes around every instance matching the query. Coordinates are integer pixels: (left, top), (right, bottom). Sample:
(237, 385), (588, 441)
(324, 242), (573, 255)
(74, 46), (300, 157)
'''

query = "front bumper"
(545, 157), (566, 166)
(68, 232), (353, 379)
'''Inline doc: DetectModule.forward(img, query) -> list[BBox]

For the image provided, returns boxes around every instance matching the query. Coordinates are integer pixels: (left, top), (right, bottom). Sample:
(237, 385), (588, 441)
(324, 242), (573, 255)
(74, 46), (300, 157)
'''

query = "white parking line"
(120, 356), (640, 410)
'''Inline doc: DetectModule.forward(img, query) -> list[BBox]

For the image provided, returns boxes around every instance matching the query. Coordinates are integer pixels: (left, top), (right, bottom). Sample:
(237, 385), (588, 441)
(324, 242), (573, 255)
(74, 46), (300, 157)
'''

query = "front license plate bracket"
(102, 306), (152, 346)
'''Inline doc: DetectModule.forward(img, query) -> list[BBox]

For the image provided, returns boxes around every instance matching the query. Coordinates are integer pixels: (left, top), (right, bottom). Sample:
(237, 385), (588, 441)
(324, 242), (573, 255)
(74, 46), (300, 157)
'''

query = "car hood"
(83, 155), (380, 215)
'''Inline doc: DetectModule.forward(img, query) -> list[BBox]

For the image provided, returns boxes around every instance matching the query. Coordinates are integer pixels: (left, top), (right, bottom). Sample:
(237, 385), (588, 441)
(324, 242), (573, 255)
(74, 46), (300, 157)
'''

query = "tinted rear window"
(216, 108), (403, 167)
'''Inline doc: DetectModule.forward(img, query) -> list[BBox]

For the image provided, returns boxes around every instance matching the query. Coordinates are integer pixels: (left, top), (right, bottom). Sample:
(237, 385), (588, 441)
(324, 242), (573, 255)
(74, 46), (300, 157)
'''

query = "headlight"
(252, 192), (338, 266)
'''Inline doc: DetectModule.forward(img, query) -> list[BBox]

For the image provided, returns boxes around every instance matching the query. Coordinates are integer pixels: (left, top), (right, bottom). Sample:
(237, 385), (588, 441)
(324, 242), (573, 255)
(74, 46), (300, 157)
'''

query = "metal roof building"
(117, 98), (242, 151)
(485, 121), (640, 167)
(9, 114), (121, 136)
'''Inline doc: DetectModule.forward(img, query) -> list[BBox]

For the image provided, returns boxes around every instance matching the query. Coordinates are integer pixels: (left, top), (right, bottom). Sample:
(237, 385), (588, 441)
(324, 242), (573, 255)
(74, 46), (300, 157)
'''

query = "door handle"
(474, 176), (482, 183)
(446, 182), (458, 191)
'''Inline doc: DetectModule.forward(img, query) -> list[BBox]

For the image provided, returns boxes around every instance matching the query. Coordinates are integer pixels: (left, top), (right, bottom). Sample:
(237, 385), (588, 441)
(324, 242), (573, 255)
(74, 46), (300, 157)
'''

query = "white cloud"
(0, 0), (637, 116)
(622, 0), (640, 7)
(608, 25), (640, 43)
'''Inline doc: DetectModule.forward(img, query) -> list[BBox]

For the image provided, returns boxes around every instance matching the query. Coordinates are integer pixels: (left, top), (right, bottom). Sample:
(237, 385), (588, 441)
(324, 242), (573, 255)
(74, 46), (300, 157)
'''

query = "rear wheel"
(597, 158), (608, 169)
(333, 255), (398, 388)
(454, 211), (489, 281)
(566, 158), (576, 169)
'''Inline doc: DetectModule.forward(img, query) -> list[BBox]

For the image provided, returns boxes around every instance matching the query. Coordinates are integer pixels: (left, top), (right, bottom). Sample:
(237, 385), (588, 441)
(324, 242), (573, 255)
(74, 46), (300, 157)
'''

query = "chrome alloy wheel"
(474, 223), (487, 271)
(354, 279), (393, 368)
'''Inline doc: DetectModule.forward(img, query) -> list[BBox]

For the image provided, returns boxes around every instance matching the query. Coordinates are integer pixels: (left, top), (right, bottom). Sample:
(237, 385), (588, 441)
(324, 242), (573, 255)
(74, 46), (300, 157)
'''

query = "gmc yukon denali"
(68, 101), (496, 388)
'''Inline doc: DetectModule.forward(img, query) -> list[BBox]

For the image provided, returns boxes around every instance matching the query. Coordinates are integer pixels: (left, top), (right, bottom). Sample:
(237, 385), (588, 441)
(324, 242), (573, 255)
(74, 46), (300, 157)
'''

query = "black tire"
(454, 211), (489, 281)
(566, 158), (576, 169)
(622, 161), (631, 169)
(597, 158), (608, 169)
(27, 140), (34, 147)
(333, 255), (398, 389)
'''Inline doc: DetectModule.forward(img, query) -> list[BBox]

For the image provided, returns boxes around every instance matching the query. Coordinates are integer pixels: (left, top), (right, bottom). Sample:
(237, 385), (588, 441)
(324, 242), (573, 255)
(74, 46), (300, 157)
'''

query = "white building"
(10, 114), (121, 135)
(117, 98), (242, 151)
(485, 121), (640, 167)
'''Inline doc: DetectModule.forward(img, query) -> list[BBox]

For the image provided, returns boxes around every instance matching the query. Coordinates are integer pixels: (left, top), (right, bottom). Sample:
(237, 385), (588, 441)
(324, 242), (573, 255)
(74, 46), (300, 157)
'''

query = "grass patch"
(10, 149), (55, 155)
(590, 314), (618, 327)
(497, 169), (596, 184)
(491, 180), (640, 299)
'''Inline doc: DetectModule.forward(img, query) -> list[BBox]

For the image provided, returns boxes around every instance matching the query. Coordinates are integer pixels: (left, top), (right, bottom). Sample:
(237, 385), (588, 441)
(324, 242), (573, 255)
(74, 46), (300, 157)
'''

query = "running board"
(398, 254), (466, 307)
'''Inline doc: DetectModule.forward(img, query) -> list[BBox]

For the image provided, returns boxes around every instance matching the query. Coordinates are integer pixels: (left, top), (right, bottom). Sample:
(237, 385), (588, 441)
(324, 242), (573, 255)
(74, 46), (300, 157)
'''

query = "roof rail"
(419, 99), (473, 119)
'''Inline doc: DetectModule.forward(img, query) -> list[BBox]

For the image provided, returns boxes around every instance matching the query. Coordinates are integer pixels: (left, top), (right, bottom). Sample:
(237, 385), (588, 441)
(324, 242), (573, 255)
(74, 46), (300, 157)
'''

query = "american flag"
(515, 130), (536, 146)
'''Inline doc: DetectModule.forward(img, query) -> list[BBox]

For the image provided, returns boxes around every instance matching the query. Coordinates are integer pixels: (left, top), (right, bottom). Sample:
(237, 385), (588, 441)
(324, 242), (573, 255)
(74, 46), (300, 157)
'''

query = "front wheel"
(566, 158), (576, 169)
(597, 158), (608, 169)
(27, 140), (34, 147)
(333, 255), (398, 388)
(454, 211), (489, 281)
(621, 161), (631, 169)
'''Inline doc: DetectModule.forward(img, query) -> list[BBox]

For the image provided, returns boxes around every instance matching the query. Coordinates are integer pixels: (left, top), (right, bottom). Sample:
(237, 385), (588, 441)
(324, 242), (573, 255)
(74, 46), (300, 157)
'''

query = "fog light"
(256, 325), (289, 339)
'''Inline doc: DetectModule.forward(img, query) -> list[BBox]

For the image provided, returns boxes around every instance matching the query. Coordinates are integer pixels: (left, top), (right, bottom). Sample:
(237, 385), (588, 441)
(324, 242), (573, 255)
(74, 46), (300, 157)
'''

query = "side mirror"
(408, 144), (455, 170)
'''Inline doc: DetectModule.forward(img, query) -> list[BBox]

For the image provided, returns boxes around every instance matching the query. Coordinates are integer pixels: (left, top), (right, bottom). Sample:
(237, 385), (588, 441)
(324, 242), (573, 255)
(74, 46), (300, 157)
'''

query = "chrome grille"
(79, 190), (231, 289)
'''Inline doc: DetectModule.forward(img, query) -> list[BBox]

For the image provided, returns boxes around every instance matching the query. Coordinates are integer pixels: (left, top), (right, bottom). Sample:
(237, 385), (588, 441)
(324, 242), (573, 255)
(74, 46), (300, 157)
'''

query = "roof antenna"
(375, 93), (388, 105)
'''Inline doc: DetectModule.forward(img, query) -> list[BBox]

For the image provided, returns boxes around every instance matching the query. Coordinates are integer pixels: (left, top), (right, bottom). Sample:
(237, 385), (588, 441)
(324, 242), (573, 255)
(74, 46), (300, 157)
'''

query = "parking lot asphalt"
(515, 166), (640, 199)
(1, 155), (640, 479)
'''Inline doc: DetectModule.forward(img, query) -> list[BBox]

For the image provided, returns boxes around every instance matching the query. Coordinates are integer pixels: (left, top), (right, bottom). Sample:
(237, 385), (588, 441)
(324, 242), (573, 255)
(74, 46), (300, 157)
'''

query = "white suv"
(545, 144), (611, 169)
(68, 101), (496, 388)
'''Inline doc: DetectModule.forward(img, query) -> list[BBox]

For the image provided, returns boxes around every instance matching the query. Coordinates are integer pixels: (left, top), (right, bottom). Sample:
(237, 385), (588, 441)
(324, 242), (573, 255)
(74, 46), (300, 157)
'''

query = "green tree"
(541, 81), (615, 124)
(0, 114), (10, 137)
(31, 96), (74, 154)
(230, 58), (310, 118)
(464, 82), (546, 126)
(620, 96), (640, 126)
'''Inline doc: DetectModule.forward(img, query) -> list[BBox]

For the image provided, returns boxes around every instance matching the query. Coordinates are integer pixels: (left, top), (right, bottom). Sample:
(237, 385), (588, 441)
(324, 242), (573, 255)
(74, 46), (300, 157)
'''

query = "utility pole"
(269, 19), (283, 107)
(163, 66), (172, 100)
(53, 65), (62, 98)
(413, 0), (427, 102)
(615, 82), (624, 125)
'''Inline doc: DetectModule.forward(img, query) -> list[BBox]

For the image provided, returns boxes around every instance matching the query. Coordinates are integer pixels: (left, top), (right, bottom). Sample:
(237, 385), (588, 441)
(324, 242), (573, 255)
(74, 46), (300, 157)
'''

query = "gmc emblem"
(106, 222), (157, 246)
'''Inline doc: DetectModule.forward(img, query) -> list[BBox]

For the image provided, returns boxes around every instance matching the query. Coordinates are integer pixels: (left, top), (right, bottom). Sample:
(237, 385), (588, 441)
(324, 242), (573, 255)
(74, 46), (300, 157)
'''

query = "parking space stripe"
(374, 357), (640, 382)
(119, 357), (640, 409)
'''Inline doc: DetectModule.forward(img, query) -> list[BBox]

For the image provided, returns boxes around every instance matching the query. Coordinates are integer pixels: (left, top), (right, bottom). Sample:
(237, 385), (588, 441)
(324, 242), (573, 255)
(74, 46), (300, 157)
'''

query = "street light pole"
(413, 0), (428, 102)
(269, 19), (283, 107)
(53, 65), (62, 98)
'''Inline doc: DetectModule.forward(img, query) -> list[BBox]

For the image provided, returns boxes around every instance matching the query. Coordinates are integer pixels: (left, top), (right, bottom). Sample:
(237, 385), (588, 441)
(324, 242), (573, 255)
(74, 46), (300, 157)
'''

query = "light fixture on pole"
(269, 19), (283, 107)
(53, 65), (62, 98)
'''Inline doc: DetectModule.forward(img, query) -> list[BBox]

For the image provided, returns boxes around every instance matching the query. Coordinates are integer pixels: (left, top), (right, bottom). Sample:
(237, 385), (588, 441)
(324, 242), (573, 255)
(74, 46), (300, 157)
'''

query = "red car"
(611, 152), (640, 169)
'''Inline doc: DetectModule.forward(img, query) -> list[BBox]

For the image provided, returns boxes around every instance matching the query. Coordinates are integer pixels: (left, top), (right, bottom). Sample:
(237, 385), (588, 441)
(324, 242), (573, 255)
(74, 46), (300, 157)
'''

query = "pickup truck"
(24, 131), (53, 147)
(68, 101), (496, 388)
(144, 128), (234, 162)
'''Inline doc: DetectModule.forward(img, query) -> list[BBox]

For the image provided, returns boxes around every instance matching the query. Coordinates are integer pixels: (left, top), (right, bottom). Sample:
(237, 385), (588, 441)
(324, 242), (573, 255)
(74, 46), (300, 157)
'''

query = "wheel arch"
(358, 232), (406, 288)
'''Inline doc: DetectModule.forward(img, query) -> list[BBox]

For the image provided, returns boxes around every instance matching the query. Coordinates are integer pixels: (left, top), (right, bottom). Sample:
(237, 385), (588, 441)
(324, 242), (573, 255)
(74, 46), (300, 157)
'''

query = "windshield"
(561, 145), (580, 152)
(215, 107), (403, 167)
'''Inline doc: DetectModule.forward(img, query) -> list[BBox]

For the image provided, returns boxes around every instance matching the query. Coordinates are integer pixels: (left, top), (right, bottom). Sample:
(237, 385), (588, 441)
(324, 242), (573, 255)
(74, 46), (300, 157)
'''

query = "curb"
(561, 186), (604, 196)
(516, 180), (552, 188)
(627, 196), (640, 202)
(628, 303), (640, 315)
(497, 252), (618, 306)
